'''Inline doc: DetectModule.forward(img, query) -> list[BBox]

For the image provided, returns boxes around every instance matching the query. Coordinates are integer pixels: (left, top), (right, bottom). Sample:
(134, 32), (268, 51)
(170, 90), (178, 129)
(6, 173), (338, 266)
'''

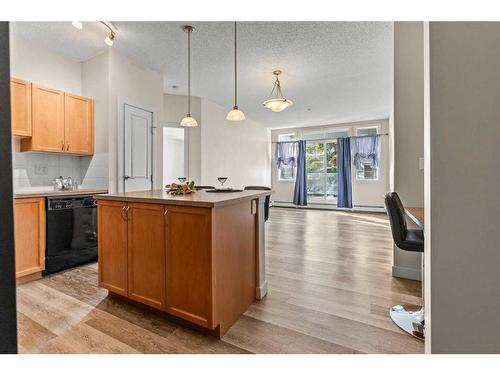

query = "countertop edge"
(94, 190), (272, 208)
(15, 189), (109, 199)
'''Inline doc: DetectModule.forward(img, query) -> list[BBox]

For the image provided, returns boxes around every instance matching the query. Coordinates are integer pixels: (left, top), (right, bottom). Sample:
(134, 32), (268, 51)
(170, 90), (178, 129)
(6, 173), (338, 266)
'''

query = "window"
(355, 126), (380, 180)
(304, 128), (348, 202)
(277, 133), (296, 181)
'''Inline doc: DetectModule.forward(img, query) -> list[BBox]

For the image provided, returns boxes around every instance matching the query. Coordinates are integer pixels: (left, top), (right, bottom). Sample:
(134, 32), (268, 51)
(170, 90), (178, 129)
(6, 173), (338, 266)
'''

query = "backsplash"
(13, 152), (83, 192)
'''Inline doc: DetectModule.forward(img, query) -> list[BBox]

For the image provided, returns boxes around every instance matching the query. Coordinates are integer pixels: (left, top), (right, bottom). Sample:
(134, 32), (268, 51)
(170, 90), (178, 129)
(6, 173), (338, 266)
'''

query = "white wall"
(271, 119), (390, 209)
(10, 35), (82, 94)
(10, 35), (84, 191)
(107, 51), (164, 193)
(162, 94), (201, 184)
(428, 22), (500, 353)
(81, 52), (110, 189)
(200, 98), (271, 189)
(392, 22), (425, 281)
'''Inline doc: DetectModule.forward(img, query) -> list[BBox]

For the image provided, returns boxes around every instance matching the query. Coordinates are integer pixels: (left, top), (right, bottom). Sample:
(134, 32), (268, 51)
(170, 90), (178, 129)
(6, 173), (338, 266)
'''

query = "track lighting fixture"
(100, 22), (116, 47)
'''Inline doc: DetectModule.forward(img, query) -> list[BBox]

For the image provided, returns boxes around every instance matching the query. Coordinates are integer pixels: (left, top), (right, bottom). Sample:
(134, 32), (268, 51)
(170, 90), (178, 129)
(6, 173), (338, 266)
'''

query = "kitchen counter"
(15, 189), (108, 199)
(96, 189), (271, 208)
(95, 188), (271, 337)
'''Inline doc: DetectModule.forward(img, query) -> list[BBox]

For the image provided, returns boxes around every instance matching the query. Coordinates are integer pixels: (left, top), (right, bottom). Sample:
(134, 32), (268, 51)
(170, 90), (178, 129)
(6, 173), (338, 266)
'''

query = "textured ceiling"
(11, 21), (393, 128)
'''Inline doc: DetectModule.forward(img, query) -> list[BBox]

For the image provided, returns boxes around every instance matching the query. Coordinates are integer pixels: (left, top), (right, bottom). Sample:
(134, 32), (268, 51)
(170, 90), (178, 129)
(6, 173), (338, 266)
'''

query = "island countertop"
(95, 189), (272, 208)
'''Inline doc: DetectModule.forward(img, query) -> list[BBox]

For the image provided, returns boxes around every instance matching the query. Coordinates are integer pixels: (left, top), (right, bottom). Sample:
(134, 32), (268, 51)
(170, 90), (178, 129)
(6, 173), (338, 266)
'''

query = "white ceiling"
(11, 21), (393, 129)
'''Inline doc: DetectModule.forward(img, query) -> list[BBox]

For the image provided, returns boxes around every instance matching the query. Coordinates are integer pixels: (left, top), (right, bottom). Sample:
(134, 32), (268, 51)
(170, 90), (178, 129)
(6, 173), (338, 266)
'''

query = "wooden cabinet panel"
(127, 203), (166, 309)
(65, 93), (94, 155)
(14, 198), (45, 278)
(165, 206), (214, 328)
(10, 78), (32, 137)
(98, 200), (128, 296)
(22, 84), (65, 153)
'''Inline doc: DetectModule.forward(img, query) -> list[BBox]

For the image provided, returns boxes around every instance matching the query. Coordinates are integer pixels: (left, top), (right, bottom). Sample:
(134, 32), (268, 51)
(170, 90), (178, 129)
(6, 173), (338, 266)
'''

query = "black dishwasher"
(43, 195), (98, 276)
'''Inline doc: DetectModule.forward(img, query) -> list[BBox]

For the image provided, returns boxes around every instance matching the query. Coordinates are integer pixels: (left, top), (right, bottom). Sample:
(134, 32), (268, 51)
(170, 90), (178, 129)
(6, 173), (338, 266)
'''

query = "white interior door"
(123, 104), (153, 192)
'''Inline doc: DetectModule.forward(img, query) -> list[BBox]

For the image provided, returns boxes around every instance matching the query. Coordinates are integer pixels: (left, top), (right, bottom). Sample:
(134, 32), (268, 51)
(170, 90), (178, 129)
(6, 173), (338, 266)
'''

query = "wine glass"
(178, 177), (187, 183)
(217, 177), (228, 189)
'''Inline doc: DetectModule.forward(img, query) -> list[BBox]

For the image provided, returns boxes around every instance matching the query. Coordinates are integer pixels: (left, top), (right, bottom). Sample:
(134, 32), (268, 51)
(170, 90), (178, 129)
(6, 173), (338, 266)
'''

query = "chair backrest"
(244, 186), (271, 222)
(195, 186), (215, 190)
(384, 192), (408, 246)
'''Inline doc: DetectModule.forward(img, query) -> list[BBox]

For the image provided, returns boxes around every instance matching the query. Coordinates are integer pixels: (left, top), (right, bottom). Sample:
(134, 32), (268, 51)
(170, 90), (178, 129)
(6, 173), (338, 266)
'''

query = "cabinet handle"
(125, 206), (130, 220)
(164, 209), (168, 216)
(61, 141), (64, 151)
(66, 143), (70, 151)
(121, 206), (127, 220)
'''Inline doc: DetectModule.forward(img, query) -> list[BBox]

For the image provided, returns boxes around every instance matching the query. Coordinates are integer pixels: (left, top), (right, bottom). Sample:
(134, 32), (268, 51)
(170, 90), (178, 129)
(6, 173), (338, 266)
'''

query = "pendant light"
(262, 70), (294, 112)
(180, 25), (198, 127)
(226, 22), (245, 122)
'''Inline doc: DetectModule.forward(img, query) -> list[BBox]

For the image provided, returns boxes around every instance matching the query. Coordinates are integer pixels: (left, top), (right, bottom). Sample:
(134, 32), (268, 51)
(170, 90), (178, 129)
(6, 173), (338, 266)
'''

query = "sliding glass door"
(304, 129), (348, 203)
(306, 141), (338, 202)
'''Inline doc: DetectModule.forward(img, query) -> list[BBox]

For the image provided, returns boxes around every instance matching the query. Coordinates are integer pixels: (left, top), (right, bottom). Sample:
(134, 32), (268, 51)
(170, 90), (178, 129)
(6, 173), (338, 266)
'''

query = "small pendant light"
(180, 25), (198, 127)
(226, 22), (245, 122)
(262, 70), (294, 112)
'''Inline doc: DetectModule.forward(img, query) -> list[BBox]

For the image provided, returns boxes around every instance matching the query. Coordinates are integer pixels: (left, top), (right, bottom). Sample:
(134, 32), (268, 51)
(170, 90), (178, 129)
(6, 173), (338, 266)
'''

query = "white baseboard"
(271, 201), (385, 213)
(392, 266), (422, 281)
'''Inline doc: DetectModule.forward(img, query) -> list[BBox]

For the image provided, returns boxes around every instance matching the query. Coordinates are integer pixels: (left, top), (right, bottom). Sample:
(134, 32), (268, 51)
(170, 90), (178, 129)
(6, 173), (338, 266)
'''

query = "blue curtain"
(337, 137), (352, 208)
(293, 140), (307, 206)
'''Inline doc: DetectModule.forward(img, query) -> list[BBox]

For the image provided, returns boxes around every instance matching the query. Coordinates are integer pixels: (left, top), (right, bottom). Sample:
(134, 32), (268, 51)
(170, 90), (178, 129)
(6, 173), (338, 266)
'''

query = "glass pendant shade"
(226, 107), (246, 121)
(180, 115), (198, 127)
(263, 98), (293, 113)
(262, 70), (293, 112)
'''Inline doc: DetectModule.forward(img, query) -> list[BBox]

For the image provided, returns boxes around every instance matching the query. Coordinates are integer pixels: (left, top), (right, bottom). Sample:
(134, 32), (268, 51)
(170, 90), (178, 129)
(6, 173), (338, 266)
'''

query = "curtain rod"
(272, 133), (389, 144)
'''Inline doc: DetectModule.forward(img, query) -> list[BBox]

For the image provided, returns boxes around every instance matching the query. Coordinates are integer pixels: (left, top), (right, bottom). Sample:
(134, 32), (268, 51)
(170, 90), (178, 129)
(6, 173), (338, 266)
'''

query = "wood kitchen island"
(95, 189), (271, 338)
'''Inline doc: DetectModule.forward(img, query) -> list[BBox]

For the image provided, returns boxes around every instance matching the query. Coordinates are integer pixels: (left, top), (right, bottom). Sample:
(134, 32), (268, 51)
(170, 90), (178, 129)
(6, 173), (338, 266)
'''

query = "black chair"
(385, 192), (424, 253)
(195, 186), (215, 190)
(244, 186), (271, 222)
(385, 192), (425, 339)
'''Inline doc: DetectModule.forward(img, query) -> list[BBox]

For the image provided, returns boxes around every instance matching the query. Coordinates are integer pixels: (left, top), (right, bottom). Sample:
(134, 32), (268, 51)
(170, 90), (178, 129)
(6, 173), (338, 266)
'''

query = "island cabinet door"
(127, 202), (166, 310)
(98, 200), (129, 296)
(164, 206), (214, 329)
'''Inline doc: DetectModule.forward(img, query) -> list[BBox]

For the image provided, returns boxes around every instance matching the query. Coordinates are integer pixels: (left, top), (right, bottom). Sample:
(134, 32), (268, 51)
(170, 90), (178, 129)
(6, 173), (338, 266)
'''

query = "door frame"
(117, 99), (156, 193)
(161, 122), (190, 186)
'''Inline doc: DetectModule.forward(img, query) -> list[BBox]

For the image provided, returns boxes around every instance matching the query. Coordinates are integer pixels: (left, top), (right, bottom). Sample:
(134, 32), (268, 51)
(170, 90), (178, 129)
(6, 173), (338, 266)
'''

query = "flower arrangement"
(165, 181), (196, 195)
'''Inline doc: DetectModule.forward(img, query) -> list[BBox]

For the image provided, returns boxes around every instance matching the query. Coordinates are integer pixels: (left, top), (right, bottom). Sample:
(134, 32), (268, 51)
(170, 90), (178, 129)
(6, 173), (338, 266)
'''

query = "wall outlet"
(419, 157), (424, 171)
(34, 163), (48, 175)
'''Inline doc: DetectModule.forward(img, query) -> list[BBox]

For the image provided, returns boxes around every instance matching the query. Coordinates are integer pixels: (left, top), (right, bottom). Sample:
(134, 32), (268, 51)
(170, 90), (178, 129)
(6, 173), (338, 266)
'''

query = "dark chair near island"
(244, 186), (271, 222)
(195, 186), (215, 190)
(385, 191), (425, 339)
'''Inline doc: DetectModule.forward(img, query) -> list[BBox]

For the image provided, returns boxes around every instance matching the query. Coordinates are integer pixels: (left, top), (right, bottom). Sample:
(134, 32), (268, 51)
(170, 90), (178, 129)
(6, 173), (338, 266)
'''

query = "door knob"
(124, 175), (135, 180)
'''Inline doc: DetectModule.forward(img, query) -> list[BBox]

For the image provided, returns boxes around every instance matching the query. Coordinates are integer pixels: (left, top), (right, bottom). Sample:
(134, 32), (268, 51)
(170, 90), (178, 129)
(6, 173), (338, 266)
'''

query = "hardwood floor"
(16, 207), (423, 354)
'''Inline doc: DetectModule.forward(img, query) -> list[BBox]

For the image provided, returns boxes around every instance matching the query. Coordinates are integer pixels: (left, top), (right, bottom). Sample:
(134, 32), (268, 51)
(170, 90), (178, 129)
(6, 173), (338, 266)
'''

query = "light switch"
(419, 157), (424, 171)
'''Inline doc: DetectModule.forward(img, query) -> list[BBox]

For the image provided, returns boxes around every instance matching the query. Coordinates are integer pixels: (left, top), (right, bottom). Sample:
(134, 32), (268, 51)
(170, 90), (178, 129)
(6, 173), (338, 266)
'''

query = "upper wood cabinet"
(16, 79), (94, 155)
(65, 93), (94, 155)
(21, 84), (65, 153)
(14, 198), (45, 278)
(11, 78), (32, 137)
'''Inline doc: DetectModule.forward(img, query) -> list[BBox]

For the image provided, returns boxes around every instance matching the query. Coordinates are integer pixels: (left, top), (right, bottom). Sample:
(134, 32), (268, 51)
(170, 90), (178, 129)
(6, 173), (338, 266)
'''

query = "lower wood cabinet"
(128, 202), (166, 310)
(14, 198), (45, 278)
(97, 197), (258, 337)
(97, 200), (214, 326)
(165, 206), (213, 328)
(97, 200), (128, 296)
